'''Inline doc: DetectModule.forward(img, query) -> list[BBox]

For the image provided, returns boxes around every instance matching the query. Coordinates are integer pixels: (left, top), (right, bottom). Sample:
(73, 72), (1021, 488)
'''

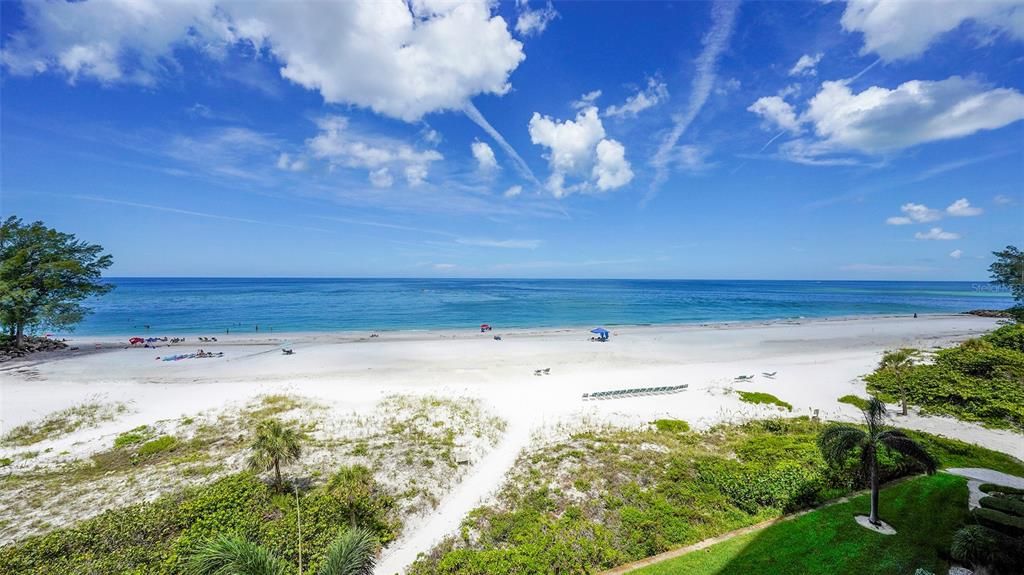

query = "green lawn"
(633, 473), (968, 575)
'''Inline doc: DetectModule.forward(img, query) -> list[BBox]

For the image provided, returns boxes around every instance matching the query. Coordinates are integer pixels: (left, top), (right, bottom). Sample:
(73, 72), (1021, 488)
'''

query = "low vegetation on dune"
(0, 394), (506, 545)
(736, 390), (793, 411)
(408, 418), (1024, 575)
(837, 394), (870, 411)
(0, 469), (397, 574)
(0, 401), (130, 447)
(865, 323), (1024, 432)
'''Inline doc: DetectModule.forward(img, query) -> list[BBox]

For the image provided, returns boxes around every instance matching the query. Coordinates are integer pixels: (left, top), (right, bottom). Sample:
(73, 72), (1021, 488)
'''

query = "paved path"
(947, 467), (1024, 509)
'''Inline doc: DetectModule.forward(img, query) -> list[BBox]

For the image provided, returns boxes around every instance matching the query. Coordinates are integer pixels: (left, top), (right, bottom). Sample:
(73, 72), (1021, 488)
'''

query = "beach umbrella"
(591, 327), (609, 338)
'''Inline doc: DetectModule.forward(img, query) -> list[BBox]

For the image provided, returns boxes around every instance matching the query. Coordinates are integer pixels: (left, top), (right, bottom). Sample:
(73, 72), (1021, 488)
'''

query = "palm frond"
(862, 396), (889, 434)
(817, 425), (866, 467)
(878, 430), (938, 473)
(185, 535), (289, 575)
(318, 528), (378, 575)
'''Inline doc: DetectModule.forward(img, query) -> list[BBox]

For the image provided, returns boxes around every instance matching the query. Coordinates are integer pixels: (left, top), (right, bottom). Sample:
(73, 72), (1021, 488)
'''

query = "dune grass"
(633, 473), (968, 575)
(737, 391), (793, 411)
(837, 394), (870, 410)
(1, 402), (129, 447)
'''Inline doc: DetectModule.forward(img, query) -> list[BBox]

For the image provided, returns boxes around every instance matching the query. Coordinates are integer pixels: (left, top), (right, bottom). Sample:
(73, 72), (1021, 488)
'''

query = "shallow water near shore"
(67, 278), (1014, 336)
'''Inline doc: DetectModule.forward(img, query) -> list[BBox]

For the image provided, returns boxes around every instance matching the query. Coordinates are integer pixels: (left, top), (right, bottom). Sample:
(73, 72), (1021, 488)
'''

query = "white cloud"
(605, 78), (669, 118)
(899, 203), (942, 223)
(504, 185), (523, 198)
(946, 198), (983, 216)
(841, 0), (1024, 62)
(528, 106), (633, 197)
(456, 237), (542, 249)
(788, 53), (823, 76)
(471, 140), (499, 172)
(307, 116), (442, 187)
(3, 0), (525, 122)
(432, 263), (457, 270)
(763, 76), (1024, 163)
(593, 139), (634, 190)
(747, 96), (801, 133)
(886, 217), (913, 225)
(573, 90), (603, 109)
(369, 168), (394, 188)
(994, 194), (1014, 205)
(915, 227), (961, 240)
(676, 145), (714, 173)
(275, 152), (307, 172)
(804, 77), (1024, 154)
(649, 0), (740, 200)
(949, 249), (963, 259)
(515, 0), (558, 37)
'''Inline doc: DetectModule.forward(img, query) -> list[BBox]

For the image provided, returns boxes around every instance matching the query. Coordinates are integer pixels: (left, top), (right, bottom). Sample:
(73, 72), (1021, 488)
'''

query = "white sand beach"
(1, 314), (1020, 573)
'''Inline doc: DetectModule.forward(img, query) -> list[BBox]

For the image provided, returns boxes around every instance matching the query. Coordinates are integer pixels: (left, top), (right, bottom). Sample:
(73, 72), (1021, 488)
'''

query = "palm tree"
(186, 529), (377, 575)
(318, 528), (378, 575)
(185, 534), (290, 575)
(817, 397), (937, 526)
(328, 465), (375, 528)
(248, 419), (303, 488)
(878, 348), (919, 416)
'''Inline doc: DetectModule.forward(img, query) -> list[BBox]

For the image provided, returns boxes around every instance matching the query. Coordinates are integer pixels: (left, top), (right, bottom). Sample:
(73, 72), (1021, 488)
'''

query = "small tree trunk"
(15, 322), (24, 348)
(869, 457), (880, 525)
(274, 459), (282, 487)
(901, 396), (908, 416)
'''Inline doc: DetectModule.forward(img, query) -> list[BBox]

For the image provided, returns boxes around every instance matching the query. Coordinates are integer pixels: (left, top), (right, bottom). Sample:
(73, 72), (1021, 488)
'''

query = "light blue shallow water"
(63, 278), (1016, 336)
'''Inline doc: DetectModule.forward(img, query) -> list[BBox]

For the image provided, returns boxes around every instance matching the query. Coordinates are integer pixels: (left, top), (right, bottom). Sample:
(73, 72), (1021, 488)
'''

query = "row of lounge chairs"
(582, 384), (688, 400)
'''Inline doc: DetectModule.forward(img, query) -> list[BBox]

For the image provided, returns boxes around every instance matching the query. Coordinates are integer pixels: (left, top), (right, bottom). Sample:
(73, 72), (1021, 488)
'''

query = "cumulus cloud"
(895, 203), (942, 224)
(747, 96), (801, 133)
(946, 198), (983, 216)
(528, 106), (633, 197)
(788, 53), (823, 76)
(605, 78), (669, 118)
(915, 227), (961, 240)
(841, 0), (1024, 62)
(471, 140), (499, 172)
(804, 77), (1024, 154)
(3, 0), (525, 122)
(307, 116), (442, 187)
(756, 76), (1024, 163)
(949, 249), (963, 259)
(515, 0), (559, 37)
(504, 185), (523, 198)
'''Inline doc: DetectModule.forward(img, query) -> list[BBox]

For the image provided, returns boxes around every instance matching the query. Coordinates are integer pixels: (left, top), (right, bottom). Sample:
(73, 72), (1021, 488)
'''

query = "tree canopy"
(0, 216), (113, 347)
(990, 245), (1024, 303)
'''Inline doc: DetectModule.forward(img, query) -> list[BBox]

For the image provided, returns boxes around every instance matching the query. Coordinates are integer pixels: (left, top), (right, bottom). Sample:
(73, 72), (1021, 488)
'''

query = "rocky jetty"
(0, 337), (69, 363)
(962, 309), (1013, 318)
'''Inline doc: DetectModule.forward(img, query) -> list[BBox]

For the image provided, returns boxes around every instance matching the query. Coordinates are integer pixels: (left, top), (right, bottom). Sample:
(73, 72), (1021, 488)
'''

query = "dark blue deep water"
(67, 278), (1014, 336)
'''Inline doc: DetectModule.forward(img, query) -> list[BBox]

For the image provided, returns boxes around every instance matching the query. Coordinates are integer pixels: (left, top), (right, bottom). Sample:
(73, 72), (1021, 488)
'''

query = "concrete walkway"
(946, 467), (1024, 509)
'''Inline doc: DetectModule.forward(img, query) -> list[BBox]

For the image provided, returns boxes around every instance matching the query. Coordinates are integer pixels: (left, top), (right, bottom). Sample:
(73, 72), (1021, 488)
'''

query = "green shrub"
(980, 495), (1024, 518)
(837, 395), (870, 410)
(973, 507), (1024, 536)
(737, 391), (793, 411)
(113, 425), (155, 448)
(652, 419), (690, 433)
(980, 483), (1024, 496)
(865, 326), (1024, 431)
(951, 524), (1024, 575)
(137, 435), (178, 457)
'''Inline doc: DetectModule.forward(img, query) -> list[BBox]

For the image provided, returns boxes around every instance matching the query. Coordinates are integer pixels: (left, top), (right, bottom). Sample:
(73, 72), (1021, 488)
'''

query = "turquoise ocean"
(65, 278), (1015, 336)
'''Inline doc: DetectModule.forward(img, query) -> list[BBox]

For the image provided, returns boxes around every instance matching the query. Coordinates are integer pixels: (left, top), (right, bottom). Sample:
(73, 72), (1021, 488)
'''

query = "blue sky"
(1, 0), (1022, 279)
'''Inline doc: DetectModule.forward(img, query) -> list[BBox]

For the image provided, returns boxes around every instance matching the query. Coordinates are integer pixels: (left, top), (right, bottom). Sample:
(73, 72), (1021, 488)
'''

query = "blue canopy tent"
(591, 327), (610, 341)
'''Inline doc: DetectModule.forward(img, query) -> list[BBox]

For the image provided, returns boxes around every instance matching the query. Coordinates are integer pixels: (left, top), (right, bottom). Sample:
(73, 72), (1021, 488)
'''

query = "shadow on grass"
(633, 473), (968, 575)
